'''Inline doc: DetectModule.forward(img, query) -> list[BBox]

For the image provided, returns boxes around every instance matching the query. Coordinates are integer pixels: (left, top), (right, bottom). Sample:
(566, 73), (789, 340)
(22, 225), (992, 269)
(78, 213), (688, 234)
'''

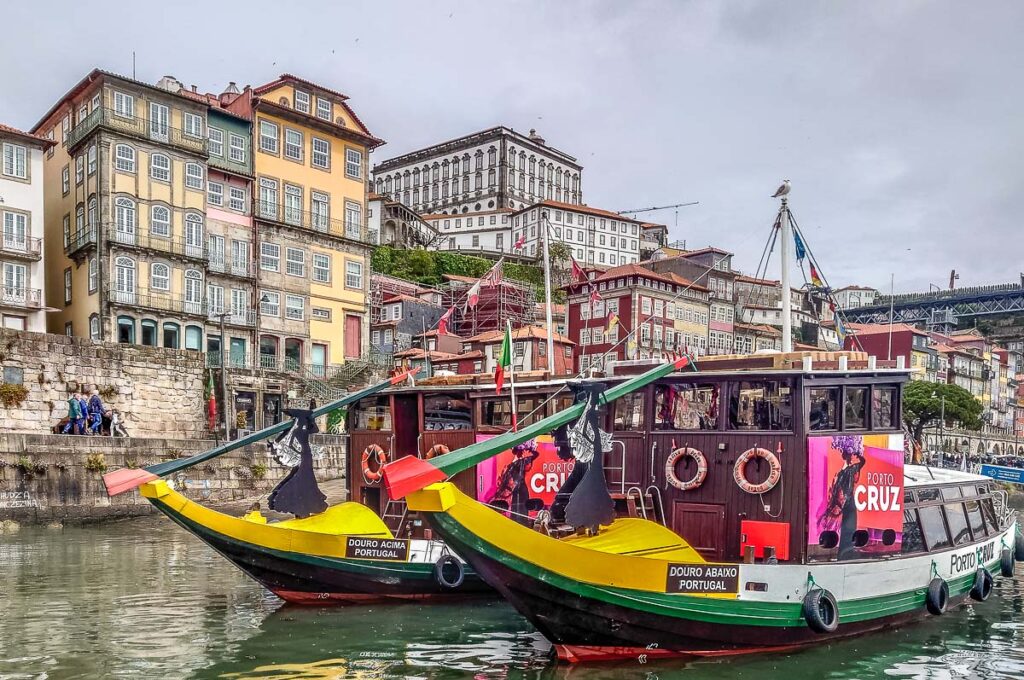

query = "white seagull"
(771, 179), (791, 198)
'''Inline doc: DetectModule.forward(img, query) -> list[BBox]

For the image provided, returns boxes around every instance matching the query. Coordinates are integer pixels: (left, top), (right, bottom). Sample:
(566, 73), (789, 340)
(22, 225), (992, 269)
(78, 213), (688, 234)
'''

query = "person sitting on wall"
(88, 390), (105, 435)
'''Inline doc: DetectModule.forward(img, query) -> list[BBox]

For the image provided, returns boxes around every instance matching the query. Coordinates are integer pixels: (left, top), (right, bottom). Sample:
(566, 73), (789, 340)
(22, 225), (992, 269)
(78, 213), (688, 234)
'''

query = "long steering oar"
(382, 356), (694, 500)
(103, 368), (419, 497)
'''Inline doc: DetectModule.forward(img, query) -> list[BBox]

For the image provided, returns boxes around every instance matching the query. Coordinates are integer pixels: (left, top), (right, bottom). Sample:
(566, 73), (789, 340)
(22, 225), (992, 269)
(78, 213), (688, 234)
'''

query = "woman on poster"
(818, 435), (866, 560)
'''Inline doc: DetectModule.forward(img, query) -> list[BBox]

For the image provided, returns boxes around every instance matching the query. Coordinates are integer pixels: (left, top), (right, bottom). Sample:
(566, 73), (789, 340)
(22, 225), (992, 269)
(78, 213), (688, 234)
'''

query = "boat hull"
(144, 484), (492, 605)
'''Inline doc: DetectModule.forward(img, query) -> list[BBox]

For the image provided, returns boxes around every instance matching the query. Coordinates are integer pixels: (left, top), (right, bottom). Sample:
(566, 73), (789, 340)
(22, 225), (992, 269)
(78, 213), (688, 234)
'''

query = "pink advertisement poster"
(807, 434), (904, 561)
(475, 434), (574, 515)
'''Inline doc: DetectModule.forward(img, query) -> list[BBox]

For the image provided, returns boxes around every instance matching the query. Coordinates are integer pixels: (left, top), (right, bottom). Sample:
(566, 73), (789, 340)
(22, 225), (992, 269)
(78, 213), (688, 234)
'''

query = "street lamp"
(215, 310), (232, 439)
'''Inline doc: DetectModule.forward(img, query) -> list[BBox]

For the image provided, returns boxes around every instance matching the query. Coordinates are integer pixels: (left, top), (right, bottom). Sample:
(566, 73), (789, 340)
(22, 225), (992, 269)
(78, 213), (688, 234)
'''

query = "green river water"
(2, 516), (1024, 679)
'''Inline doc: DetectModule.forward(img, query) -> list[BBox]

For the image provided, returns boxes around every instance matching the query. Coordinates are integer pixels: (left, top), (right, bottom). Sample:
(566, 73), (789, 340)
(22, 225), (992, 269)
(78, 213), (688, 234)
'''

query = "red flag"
(437, 306), (454, 335)
(570, 257), (587, 284)
(481, 259), (504, 286)
(589, 286), (602, 303)
(513, 232), (526, 250)
(810, 264), (824, 287)
(464, 280), (482, 310)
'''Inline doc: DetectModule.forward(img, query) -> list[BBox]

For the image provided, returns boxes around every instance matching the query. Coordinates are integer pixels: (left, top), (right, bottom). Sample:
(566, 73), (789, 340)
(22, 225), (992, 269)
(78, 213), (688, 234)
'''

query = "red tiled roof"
(0, 122), (53, 147)
(393, 348), (459, 361)
(734, 322), (782, 336)
(734, 274), (779, 286)
(468, 325), (574, 345)
(511, 199), (643, 224)
(846, 322), (929, 336)
(253, 73), (350, 101)
(569, 263), (707, 294)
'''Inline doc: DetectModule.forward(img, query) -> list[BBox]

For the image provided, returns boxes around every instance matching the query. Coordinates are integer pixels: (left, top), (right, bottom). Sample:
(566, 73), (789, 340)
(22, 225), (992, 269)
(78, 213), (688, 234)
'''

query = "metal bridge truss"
(845, 285), (1024, 328)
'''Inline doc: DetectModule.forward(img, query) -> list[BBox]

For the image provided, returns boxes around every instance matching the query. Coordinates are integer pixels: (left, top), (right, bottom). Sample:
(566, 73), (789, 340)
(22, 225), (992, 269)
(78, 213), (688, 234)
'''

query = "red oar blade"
(103, 467), (158, 497)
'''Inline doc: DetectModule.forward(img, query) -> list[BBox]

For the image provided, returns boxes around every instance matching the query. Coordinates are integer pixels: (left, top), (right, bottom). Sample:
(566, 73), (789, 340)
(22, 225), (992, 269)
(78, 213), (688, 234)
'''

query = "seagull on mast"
(771, 179), (791, 198)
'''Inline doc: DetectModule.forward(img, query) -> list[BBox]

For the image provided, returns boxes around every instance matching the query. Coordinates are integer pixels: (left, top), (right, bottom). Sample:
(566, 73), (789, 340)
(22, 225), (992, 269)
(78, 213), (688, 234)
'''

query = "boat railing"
(625, 486), (648, 520)
(993, 488), (1014, 530)
(645, 485), (667, 526)
(648, 440), (659, 486)
(605, 440), (627, 495)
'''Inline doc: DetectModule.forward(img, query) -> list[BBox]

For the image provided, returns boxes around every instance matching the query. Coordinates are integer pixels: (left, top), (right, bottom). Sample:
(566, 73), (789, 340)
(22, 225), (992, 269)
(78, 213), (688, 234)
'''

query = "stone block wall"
(0, 328), (207, 437)
(0, 433), (347, 523)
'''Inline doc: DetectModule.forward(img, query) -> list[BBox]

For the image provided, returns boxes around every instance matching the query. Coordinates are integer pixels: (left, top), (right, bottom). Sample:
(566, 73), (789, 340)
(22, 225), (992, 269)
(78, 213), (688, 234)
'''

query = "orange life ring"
(425, 444), (450, 460)
(361, 444), (388, 483)
(733, 447), (781, 494)
(665, 447), (707, 491)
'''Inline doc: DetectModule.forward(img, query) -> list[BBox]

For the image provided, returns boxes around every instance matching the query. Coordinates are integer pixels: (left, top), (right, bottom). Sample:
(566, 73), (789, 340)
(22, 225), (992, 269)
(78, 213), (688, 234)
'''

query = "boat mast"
(541, 212), (555, 374)
(779, 196), (793, 353)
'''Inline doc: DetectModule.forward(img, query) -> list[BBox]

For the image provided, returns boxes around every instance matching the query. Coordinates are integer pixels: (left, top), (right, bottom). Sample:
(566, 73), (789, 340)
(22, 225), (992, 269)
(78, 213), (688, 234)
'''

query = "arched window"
(375, 178), (383, 193)
(114, 144), (135, 173)
(75, 203), (85, 230)
(115, 197), (136, 241)
(488, 147), (497, 167)
(474, 150), (483, 171)
(260, 335), (279, 368)
(141, 318), (158, 346)
(519, 151), (526, 170)
(150, 262), (170, 290)
(151, 205), (170, 237)
(184, 163), (204, 190)
(393, 173), (401, 191)
(412, 168), (420, 186)
(452, 157), (460, 175)
(185, 325), (203, 351)
(116, 315), (135, 344)
(184, 269), (203, 314)
(150, 153), (170, 181)
(385, 176), (393, 193)
(184, 213), (203, 258)
(529, 156), (536, 174)
(89, 314), (100, 340)
(87, 196), (97, 227)
(162, 322), (180, 349)
(487, 169), (496, 187)
(114, 256), (135, 304)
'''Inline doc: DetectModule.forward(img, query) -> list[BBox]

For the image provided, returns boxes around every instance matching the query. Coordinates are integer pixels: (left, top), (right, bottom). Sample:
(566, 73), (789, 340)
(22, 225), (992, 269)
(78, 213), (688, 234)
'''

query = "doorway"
(345, 314), (361, 359)
(671, 501), (726, 561)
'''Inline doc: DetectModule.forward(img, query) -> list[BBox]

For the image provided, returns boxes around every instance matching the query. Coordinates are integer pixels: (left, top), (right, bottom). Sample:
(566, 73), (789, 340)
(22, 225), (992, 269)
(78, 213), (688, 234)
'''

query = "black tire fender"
(925, 577), (949, 615)
(1001, 548), (1015, 578)
(434, 554), (465, 589)
(803, 588), (839, 634)
(969, 567), (993, 602)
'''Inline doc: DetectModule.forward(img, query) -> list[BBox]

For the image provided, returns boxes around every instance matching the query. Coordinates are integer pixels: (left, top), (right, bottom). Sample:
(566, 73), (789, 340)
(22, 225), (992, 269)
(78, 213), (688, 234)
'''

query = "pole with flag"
(204, 369), (217, 432)
(495, 320), (517, 431)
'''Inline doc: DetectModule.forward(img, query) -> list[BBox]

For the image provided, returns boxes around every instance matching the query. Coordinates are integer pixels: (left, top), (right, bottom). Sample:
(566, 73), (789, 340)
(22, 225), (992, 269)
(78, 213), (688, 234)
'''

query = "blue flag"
(834, 312), (847, 346)
(793, 230), (806, 262)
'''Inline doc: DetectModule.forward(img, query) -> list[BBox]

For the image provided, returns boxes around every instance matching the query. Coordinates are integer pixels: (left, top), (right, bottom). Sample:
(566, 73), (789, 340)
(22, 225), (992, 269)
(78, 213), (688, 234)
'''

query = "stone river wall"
(0, 433), (347, 523)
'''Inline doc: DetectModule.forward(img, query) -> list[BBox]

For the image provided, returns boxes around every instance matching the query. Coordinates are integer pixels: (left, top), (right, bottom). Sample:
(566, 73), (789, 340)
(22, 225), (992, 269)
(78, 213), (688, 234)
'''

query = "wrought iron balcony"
(65, 227), (97, 257)
(207, 352), (254, 369)
(108, 226), (206, 261)
(1, 287), (42, 309)
(108, 289), (206, 316)
(67, 107), (207, 156)
(0, 236), (42, 261)
(207, 307), (256, 327)
(254, 201), (371, 244)
(208, 256), (255, 278)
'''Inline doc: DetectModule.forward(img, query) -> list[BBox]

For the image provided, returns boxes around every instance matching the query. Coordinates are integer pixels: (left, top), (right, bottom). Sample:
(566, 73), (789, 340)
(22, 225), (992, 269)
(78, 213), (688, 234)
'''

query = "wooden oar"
(382, 356), (694, 500)
(103, 368), (419, 497)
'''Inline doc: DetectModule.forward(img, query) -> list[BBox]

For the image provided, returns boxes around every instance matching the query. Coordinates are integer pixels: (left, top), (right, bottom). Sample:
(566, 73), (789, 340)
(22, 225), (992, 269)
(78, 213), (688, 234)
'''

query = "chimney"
(191, 85), (198, 93)
(155, 75), (183, 93)
(219, 81), (242, 106)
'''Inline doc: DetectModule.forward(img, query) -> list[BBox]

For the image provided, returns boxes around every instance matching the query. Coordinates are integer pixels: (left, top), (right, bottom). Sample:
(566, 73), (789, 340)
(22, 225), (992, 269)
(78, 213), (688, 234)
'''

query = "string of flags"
(792, 224), (852, 349)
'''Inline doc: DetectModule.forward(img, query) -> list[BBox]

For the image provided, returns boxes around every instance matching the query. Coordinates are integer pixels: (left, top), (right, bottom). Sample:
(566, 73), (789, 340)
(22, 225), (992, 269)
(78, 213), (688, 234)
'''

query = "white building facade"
(0, 124), (51, 332)
(834, 285), (879, 309)
(512, 200), (641, 267)
(372, 126), (582, 216)
(423, 209), (513, 256)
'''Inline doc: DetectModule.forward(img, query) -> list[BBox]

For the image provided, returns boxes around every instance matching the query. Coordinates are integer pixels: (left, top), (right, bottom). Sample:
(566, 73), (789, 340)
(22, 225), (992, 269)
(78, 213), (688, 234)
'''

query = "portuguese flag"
(495, 324), (512, 395)
(205, 369), (217, 431)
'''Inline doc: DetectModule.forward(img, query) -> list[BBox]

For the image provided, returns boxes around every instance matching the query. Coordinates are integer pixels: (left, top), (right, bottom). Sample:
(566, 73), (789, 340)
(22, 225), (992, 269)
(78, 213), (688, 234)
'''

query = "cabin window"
(843, 387), (868, 429)
(808, 387), (838, 431)
(872, 387), (897, 429)
(423, 394), (471, 431)
(351, 395), (391, 431)
(903, 489), (915, 506)
(964, 500), (988, 538)
(917, 488), (941, 503)
(943, 504), (972, 545)
(980, 498), (999, 531)
(901, 509), (926, 554)
(961, 485), (981, 499)
(917, 505), (951, 551)
(653, 383), (718, 430)
(614, 392), (645, 431)
(728, 380), (792, 431)
(516, 396), (545, 428)
(481, 398), (513, 428)
(941, 486), (962, 502)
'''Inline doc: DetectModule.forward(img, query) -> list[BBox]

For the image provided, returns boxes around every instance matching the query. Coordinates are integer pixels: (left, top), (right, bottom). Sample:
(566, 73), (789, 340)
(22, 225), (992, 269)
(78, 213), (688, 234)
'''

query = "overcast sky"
(3, 1), (1021, 293)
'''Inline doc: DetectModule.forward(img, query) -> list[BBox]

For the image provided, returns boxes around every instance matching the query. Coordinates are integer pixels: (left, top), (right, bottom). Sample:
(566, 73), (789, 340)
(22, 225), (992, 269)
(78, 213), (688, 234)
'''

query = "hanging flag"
(481, 258), (504, 286)
(570, 257), (588, 284)
(495, 325), (512, 395)
(810, 263), (824, 288)
(204, 369), (217, 431)
(607, 311), (619, 332)
(626, 338), (637, 358)
(464, 280), (482, 311)
(794, 230), (807, 262)
(513, 232), (526, 250)
(589, 286), (602, 303)
(437, 306), (455, 335)
(834, 312), (848, 347)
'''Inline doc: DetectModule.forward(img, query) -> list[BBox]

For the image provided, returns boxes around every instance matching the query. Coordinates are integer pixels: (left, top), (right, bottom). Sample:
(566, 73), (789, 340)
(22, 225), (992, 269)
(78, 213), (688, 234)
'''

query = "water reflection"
(1, 518), (1024, 679)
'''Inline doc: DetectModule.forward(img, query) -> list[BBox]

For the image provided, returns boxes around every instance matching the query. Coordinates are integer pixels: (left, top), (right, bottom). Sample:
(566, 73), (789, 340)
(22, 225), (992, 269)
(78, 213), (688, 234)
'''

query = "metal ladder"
(381, 499), (408, 536)
(604, 441), (627, 495)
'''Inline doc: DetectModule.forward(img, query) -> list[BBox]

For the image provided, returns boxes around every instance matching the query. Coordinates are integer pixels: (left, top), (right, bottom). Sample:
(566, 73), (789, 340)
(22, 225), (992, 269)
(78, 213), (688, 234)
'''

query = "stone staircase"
(293, 354), (390, 404)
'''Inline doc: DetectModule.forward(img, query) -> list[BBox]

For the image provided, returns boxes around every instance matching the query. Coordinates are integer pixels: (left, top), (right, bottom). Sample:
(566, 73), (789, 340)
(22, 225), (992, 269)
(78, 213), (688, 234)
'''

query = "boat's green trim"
(433, 512), (996, 628)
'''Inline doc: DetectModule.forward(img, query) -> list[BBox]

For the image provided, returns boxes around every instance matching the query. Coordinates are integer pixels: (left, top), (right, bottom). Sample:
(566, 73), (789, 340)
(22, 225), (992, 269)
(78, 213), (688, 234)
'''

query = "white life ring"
(665, 447), (708, 491)
(733, 447), (781, 494)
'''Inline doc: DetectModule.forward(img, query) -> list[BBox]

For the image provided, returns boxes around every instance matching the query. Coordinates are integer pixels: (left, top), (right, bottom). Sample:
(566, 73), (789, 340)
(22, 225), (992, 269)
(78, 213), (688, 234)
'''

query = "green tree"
(903, 381), (983, 460)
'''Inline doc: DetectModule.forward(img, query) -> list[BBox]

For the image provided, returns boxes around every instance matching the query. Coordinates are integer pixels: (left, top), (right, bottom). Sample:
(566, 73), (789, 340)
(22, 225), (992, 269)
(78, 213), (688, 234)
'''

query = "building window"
(114, 144), (135, 173)
(185, 163), (204, 190)
(208, 181), (224, 206)
(184, 112), (203, 138)
(312, 138), (330, 169)
(260, 291), (280, 316)
(113, 91), (134, 118)
(61, 166), (70, 194)
(87, 145), (96, 175)
(344, 201), (362, 237)
(151, 205), (170, 237)
(150, 153), (170, 182)
(316, 97), (332, 121)
(208, 127), (224, 156)
(284, 128), (303, 161)
(345, 148), (362, 178)
(312, 253), (331, 283)
(345, 260), (363, 289)
(89, 314), (99, 340)
(312, 307), (331, 321)
(286, 248), (305, 277)
(207, 284), (224, 315)
(87, 257), (97, 293)
(115, 197), (136, 234)
(151, 262), (170, 290)
(261, 242), (280, 272)
(294, 89), (311, 113)
(63, 268), (72, 304)
(259, 120), (279, 153)
(163, 322), (180, 349)
(285, 295), (305, 320)
(228, 187), (246, 212)
(116, 316), (135, 344)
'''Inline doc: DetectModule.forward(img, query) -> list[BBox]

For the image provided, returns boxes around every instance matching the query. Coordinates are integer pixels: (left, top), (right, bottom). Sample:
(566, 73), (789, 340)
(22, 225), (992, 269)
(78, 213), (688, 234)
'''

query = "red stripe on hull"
(554, 642), (803, 664)
(270, 589), (473, 606)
